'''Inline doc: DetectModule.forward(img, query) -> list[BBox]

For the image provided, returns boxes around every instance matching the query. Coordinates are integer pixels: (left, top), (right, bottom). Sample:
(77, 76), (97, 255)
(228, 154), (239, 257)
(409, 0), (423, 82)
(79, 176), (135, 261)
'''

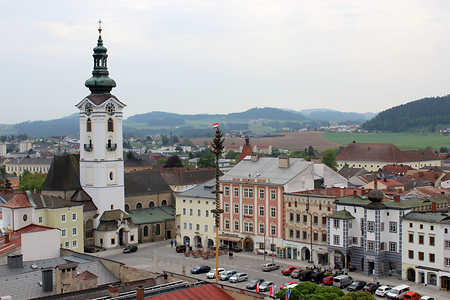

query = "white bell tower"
(75, 22), (125, 226)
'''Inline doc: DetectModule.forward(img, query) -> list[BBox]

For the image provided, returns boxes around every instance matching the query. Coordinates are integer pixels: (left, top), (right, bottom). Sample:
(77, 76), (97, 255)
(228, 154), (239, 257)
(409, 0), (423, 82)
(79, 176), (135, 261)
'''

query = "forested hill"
(361, 94), (450, 132)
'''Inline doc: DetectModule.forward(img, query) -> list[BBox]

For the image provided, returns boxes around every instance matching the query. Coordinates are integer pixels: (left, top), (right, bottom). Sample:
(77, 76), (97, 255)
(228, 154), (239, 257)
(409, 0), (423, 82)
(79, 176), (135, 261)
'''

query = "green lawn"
(322, 132), (450, 150)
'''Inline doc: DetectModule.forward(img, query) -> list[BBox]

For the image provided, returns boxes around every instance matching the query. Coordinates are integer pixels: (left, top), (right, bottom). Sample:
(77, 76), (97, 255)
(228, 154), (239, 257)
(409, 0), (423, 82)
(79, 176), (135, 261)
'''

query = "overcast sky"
(2, 0), (450, 124)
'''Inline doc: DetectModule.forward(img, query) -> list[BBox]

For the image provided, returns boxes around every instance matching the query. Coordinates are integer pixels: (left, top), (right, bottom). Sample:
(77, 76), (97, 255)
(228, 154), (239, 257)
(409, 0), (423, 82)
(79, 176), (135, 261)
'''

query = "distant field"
(322, 132), (450, 150)
(0, 124), (16, 136)
(189, 131), (341, 151)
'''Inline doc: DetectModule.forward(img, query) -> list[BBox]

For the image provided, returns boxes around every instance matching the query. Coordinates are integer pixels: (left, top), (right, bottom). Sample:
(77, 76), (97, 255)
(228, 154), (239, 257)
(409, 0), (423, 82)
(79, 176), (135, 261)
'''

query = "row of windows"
(182, 208), (212, 218)
(339, 163), (435, 168)
(408, 233), (435, 246)
(183, 222), (216, 233)
(86, 118), (114, 132)
(223, 187), (277, 200)
(223, 219), (277, 235)
(408, 250), (435, 263)
(125, 200), (167, 211)
(223, 203), (277, 217)
(333, 219), (398, 233)
(290, 213), (327, 225)
(288, 229), (327, 242)
(143, 224), (161, 236)
(63, 240), (78, 249)
(99, 235), (135, 247)
(182, 199), (215, 205)
(408, 222), (435, 230)
(61, 227), (78, 237)
(7, 166), (50, 172)
(61, 213), (78, 222)
(287, 202), (331, 211)
(334, 237), (399, 252)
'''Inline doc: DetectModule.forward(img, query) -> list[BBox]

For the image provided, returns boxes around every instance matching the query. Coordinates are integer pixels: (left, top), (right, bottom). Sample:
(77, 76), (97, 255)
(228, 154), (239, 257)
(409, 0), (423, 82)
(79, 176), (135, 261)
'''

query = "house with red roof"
(362, 178), (405, 192)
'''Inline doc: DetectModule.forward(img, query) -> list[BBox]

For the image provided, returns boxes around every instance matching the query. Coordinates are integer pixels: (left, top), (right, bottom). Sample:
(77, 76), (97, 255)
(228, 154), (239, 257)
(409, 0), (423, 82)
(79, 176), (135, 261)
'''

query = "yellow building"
(4, 158), (53, 175)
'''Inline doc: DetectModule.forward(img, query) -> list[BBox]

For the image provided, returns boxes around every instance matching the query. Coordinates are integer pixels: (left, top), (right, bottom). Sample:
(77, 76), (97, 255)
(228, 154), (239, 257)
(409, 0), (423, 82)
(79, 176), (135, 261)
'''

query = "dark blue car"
(190, 265), (211, 274)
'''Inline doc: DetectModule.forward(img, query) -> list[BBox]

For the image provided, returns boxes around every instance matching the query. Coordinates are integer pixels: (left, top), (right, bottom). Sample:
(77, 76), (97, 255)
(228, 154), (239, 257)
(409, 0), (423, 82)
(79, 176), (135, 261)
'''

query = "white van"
(386, 284), (410, 299)
(333, 275), (353, 288)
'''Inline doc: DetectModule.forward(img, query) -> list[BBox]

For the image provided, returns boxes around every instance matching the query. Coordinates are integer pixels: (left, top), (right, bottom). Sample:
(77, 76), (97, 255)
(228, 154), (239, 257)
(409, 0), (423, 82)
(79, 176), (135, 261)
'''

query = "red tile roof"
(407, 171), (445, 182)
(383, 164), (414, 174)
(0, 224), (56, 256)
(376, 178), (404, 187)
(146, 284), (234, 300)
(76, 270), (98, 280)
(0, 192), (33, 209)
(337, 143), (439, 163)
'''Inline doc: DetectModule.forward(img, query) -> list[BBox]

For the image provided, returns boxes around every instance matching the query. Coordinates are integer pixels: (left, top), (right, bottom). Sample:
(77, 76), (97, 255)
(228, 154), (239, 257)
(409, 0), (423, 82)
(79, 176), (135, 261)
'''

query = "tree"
(0, 167), (6, 189)
(126, 151), (135, 160)
(197, 153), (215, 168)
(146, 136), (153, 142)
(440, 147), (448, 153)
(183, 157), (195, 168)
(172, 135), (179, 144)
(322, 149), (338, 171)
(308, 145), (315, 157)
(19, 170), (47, 192)
(164, 155), (183, 168)
(175, 146), (183, 152)
(6, 143), (16, 153)
(161, 135), (170, 146)
(183, 138), (193, 146)
(226, 150), (237, 159)
(157, 158), (167, 165)
(203, 140), (209, 147)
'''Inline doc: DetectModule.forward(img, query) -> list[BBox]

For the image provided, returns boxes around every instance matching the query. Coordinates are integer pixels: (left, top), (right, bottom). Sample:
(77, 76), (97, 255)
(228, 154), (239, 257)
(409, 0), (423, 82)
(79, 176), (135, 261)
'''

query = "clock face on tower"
(105, 103), (116, 116)
(85, 103), (93, 116)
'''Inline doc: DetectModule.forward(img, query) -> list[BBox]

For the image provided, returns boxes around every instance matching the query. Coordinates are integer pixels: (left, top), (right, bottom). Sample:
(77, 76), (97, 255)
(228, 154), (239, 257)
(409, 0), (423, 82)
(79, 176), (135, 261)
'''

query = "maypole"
(210, 123), (224, 283)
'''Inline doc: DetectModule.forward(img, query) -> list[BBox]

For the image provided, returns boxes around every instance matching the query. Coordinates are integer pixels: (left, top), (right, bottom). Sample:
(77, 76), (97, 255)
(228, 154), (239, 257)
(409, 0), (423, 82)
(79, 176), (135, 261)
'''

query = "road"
(91, 240), (447, 299)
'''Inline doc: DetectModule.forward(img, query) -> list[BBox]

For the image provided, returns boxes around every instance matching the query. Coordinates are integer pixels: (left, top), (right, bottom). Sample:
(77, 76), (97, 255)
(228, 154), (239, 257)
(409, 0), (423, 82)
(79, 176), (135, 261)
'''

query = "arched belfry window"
(108, 118), (114, 132)
(87, 118), (92, 132)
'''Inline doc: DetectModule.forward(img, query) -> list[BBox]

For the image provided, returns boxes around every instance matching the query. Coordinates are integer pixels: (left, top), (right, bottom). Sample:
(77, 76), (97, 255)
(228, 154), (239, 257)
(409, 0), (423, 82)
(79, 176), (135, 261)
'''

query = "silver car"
(206, 268), (225, 279)
(261, 263), (279, 272)
(229, 273), (248, 283)
(219, 270), (237, 281)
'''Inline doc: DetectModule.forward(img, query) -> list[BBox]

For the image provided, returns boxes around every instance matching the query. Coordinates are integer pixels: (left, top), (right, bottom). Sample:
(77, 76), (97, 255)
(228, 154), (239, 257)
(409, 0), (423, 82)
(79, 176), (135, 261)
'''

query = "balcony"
(106, 143), (117, 151)
(84, 144), (93, 152)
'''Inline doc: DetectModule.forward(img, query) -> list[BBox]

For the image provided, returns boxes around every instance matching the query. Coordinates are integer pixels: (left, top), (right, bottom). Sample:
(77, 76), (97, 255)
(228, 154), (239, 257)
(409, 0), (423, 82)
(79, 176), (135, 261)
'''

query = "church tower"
(76, 22), (125, 227)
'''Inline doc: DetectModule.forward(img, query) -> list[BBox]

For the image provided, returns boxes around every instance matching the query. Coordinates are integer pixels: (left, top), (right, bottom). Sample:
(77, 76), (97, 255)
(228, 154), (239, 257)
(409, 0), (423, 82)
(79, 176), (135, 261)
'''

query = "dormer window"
(108, 118), (114, 132)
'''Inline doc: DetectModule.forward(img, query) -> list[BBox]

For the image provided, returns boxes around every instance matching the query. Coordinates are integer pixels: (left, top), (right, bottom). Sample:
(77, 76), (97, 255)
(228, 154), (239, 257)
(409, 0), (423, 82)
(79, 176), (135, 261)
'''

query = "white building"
(402, 206), (450, 290)
(176, 179), (217, 248)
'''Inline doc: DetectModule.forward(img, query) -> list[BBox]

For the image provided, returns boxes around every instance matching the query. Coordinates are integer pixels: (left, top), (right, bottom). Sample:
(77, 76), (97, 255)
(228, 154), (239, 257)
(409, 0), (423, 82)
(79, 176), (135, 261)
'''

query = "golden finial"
(98, 19), (102, 35)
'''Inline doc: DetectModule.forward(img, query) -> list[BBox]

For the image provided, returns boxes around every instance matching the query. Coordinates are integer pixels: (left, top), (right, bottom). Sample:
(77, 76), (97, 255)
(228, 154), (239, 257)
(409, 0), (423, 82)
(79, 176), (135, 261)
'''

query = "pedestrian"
(174, 240), (177, 246)
(170, 240), (173, 247)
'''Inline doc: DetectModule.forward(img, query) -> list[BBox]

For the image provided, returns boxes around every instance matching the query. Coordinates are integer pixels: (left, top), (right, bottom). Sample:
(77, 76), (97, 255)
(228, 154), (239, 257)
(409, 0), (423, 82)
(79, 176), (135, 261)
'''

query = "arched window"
(143, 225), (149, 237)
(124, 204), (129, 211)
(136, 203), (142, 209)
(108, 118), (114, 132)
(87, 118), (92, 132)
(85, 218), (94, 239)
(161, 199), (167, 206)
(149, 201), (155, 208)
(155, 224), (161, 236)
(270, 223), (276, 236)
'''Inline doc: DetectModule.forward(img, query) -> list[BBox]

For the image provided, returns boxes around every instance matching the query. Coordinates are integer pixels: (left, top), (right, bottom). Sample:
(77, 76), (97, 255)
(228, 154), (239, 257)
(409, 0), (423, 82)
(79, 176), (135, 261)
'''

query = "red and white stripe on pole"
(213, 123), (219, 129)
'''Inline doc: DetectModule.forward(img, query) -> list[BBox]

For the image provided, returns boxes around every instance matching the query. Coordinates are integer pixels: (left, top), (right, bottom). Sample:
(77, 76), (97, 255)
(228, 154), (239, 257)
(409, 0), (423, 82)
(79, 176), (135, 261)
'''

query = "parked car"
(333, 275), (353, 288)
(176, 245), (187, 253)
(290, 269), (301, 279)
(404, 292), (421, 300)
(310, 272), (325, 284)
(219, 270), (237, 281)
(229, 273), (249, 283)
(280, 281), (297, 290)
(298, 270), (313, 281)
(246, 278), (265, 290)
(376, 285), (392, 297)
(206, 268), (225, 279)
(363, 282), (381, 294)
(258, 281), (275, 292)
(347, 280), (366, 291)
(190, 265), (211, 274)
(261, 263), (279, 272)
(419, 297), (435, 300)
(322, 276), (334, 286)
(281, 266), (298, 275)
(123, 245), (138, 253)
(386, 285), (410, 300)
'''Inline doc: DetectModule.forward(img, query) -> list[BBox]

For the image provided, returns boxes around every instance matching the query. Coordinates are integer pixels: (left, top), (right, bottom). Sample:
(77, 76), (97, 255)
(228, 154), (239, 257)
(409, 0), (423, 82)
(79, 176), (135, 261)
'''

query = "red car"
(281, 266), (298, 275)
(322, 276), (334, 285)
(280, 281), (297, 290)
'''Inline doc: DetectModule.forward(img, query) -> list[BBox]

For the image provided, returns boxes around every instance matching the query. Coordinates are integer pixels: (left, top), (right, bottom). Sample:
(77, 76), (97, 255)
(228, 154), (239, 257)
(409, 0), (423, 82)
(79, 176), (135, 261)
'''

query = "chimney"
(136, 285), (145, 300)
(341, 187), (346, 197)
(42, 268), (53, 292)
(7, 254), (23, 269)
(398, 188), (403, 193)
(279, 155), (290, 168)
(251, 153), (259, 162)
(362, 189), (366, 196)
(108, 285), (119, 297)
(245, 138), (250, 146)
(432, 202), (437, 212)
(394, 195), (400, 202)
(353, 190), (357, 198)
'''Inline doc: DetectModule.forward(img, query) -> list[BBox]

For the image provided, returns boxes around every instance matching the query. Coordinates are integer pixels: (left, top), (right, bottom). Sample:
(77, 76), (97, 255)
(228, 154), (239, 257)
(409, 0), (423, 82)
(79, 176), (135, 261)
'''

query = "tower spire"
(85, 21), (116, 95)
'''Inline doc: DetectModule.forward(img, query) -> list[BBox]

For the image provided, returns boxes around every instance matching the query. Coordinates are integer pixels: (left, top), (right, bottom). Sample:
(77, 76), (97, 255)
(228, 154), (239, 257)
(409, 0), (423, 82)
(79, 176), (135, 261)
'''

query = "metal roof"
(176, 179), (216, 199)
(402, 211), (450, 223)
